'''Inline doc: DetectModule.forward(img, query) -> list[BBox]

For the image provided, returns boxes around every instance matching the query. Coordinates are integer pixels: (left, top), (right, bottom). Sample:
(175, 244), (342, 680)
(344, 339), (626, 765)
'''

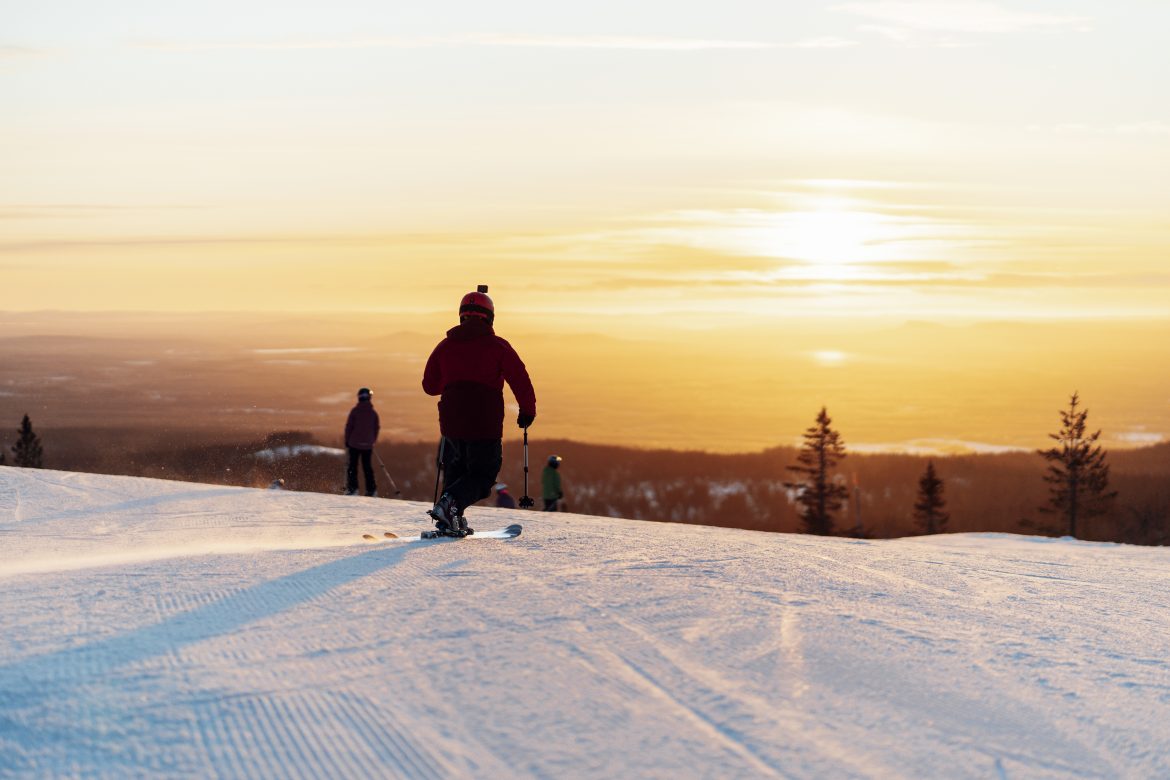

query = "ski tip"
(504, 523), (523, 538)
(362, 533), (377, 541)
(383, 531), (398, 539)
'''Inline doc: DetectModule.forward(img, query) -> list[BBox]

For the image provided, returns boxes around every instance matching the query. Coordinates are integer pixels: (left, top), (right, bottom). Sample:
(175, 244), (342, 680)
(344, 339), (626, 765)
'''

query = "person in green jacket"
(542, 454), (564, 511)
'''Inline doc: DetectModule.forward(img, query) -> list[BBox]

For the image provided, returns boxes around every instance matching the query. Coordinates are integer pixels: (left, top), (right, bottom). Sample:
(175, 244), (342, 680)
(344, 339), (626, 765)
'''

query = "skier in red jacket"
(422, 287), (536, 534)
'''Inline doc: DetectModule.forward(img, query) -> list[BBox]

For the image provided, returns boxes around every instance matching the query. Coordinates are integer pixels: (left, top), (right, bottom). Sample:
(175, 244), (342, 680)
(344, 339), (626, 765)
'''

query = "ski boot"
(426, 494), (464, 538)
(454, 515), (474, 537)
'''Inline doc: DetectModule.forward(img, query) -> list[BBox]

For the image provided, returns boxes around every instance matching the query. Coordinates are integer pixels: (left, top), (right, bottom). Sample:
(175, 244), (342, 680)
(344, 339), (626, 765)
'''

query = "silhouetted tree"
(784, 407), (848, 535)
(1125, 500), (1169, 546)
(913, 460), (949, 534)
(1038, 393), (1116, 538)
(12, 414), (44, 468)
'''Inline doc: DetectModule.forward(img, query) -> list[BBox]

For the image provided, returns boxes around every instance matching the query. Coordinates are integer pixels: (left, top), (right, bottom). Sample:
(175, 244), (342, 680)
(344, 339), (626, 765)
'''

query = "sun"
(652, 191), (962, 291)
(811, 350), (849, 367)
(678, 196), (919, 274)
(778, 204), (891, 267)
(744, 194), (917, 271)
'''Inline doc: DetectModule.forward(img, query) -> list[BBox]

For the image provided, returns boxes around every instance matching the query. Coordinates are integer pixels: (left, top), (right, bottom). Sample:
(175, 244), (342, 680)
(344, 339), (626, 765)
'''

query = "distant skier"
(423, 287), (536, 535)
(344, 387), (380, 497)
(542, 455), (564, 512)
(495, 482), (516, 509)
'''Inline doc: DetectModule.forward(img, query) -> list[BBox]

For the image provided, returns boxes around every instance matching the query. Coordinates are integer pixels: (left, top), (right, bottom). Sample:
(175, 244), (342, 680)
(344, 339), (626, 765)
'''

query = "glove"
(517, 412), (535, 429)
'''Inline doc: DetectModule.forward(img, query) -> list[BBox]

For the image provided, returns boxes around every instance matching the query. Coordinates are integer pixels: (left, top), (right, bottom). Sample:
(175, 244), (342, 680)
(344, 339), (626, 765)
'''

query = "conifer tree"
(12, 414), (44, 469)
(913, 460), (949, 534)
(1038, 393), (1116, 538)
(784, 407), (848, 535)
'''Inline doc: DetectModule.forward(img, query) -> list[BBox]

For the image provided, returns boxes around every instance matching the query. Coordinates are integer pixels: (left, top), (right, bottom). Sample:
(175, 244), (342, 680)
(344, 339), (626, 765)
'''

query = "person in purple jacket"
(344, 387), (380, 496)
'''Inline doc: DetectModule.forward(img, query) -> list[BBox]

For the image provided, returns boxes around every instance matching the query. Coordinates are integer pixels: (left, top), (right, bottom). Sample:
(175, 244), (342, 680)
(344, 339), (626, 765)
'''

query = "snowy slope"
(2, 468), (1169, 779)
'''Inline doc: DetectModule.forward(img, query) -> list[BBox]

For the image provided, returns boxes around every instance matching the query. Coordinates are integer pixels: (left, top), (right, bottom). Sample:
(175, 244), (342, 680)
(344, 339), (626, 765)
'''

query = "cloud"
(136, 33), (855, 53)
(850, 438), (1030, 455)
(0, 234), (323, 253)
(794, 178), (921, 191)
(835, 1), (1091, 44)
(589, 241), (1170, 292)
(856, 24), (970, 48)
(0, 204), (206, 221)
(1028, 122), (1170, 137)
(1114, 431), (1163, 445)
(785, 36), (859, 49)
(0, 45), (45, 59)
(463, 34), (775, 51)
(1114, 122), (1170, 136)
(559, 199), (1170, 294)
(865, 260), (968, 274)
(627, 204), (975, 268)
(983, 271), (1170, 289)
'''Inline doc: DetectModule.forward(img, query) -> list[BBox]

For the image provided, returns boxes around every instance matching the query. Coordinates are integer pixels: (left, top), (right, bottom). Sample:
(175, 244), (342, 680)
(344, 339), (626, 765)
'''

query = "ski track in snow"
(2, 468), (1170, 778)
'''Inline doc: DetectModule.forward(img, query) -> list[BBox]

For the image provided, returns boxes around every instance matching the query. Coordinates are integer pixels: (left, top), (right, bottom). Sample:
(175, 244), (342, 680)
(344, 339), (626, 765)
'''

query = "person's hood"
(446, 318), (495, 341)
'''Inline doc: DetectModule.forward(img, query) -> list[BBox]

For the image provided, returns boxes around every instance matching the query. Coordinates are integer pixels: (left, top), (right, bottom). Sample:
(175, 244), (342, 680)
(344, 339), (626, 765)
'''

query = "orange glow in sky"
(2, 1), (1169, 452)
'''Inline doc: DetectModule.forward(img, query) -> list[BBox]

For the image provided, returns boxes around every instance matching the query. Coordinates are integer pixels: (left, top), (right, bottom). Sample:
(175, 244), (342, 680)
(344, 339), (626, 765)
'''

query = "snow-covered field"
(2, 468), (1169, 779)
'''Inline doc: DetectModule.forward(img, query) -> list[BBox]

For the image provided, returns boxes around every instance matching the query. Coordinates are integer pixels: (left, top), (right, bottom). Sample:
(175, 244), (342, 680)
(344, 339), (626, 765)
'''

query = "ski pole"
(432, 437), (446, 505)
(518, 427), (534, 509)
(372, 449), (402, 496)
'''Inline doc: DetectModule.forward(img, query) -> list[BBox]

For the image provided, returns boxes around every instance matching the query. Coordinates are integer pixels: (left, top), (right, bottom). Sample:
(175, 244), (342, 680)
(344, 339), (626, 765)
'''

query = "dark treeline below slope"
(21, 427), (1170, 545)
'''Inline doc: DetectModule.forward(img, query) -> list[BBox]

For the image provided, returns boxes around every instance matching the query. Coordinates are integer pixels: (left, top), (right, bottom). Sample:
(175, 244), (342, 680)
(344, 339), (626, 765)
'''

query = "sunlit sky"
(6, 0), (1170, 453)
(3, 2), (1170, 451)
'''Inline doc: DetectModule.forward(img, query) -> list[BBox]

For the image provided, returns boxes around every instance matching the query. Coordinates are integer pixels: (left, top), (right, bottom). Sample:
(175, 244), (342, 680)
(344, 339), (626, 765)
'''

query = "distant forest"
(22, 426), (1170, 546)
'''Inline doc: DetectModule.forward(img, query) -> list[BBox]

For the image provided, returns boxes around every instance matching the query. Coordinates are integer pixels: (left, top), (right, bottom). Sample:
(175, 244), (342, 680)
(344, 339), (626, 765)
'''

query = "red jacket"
(345, 400), (380, 449)
(422, 319), (536, 439)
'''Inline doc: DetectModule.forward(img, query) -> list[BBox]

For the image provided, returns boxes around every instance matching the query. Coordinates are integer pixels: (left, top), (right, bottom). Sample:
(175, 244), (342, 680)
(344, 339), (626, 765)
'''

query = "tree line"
(782, 393), (1119, 540)
(0, 414), (43, 468)
(7, 395), (1164, 545)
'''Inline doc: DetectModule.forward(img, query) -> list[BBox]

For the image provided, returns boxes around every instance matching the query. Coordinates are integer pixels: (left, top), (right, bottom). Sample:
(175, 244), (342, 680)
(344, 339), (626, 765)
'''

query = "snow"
(252, 444), (347, 461)
(2, 468), (1170, 778)
(848, 439), (1032, 456)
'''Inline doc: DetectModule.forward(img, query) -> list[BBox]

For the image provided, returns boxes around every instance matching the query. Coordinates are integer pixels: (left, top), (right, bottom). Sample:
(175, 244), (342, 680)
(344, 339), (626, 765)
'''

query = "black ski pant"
(439, 437), (502, 515)
(346, 447), (376, 495)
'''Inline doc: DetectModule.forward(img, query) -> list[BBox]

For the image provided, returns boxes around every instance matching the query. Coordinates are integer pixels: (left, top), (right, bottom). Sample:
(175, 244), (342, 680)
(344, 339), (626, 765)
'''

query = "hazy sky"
(3, 0), (1169, 327)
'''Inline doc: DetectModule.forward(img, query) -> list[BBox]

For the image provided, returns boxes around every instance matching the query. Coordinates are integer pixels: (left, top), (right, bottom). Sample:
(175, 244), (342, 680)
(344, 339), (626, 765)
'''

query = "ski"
(362, 524), (522, 542)
(420, 527), (472, 540)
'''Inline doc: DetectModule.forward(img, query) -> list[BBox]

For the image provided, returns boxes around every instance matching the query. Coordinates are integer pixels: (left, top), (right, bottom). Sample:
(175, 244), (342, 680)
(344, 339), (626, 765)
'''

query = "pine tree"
(913, 460), (949, 534)
(1038, 393), (1116, 538)
(784, 407), (848, 535)
(12, 414), (44, 469)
